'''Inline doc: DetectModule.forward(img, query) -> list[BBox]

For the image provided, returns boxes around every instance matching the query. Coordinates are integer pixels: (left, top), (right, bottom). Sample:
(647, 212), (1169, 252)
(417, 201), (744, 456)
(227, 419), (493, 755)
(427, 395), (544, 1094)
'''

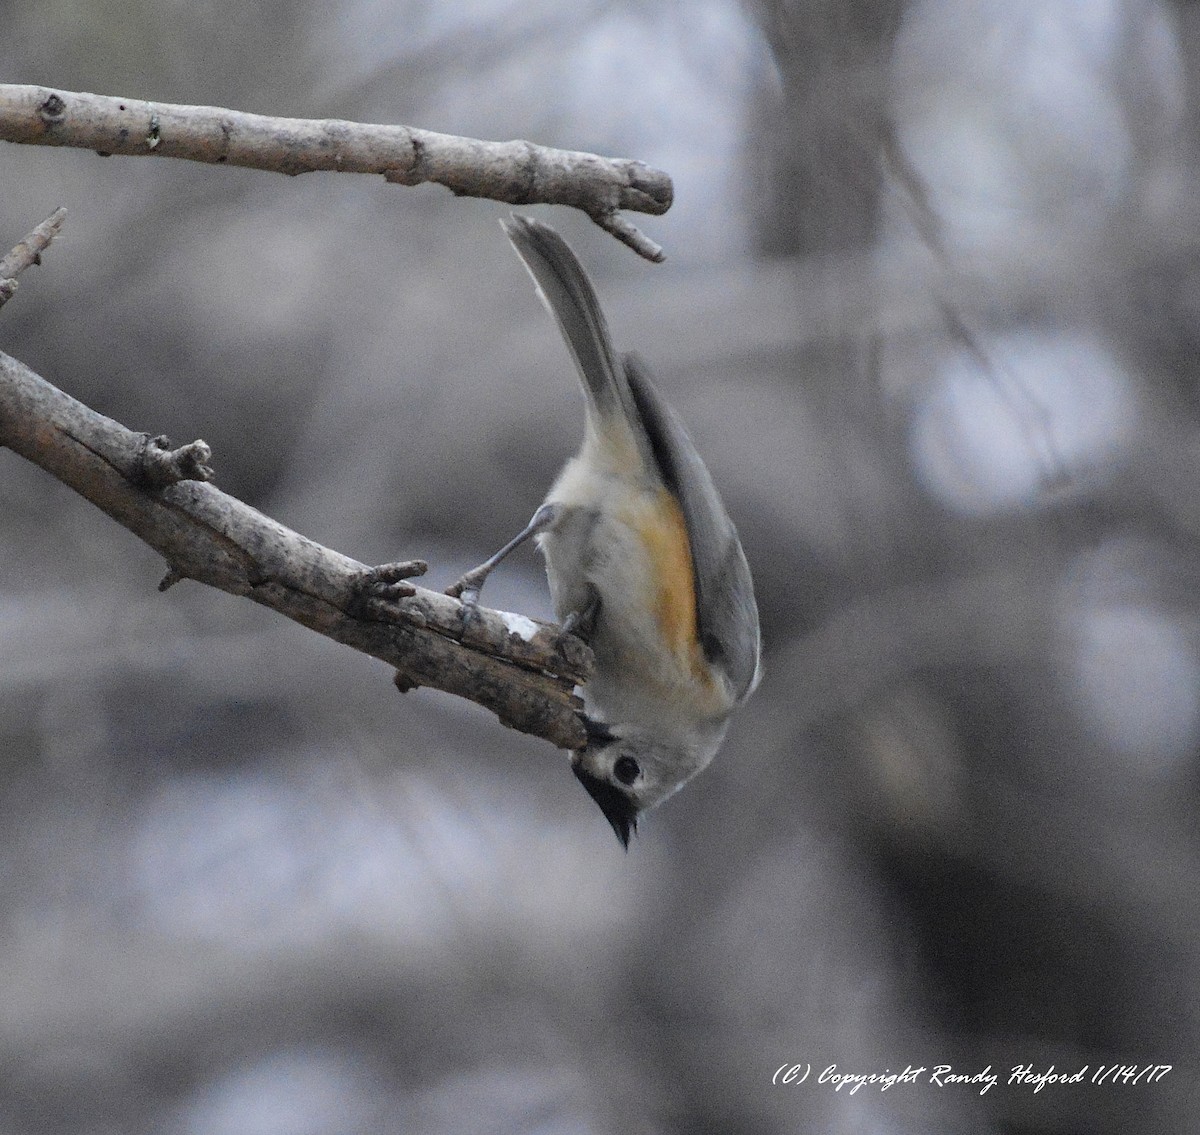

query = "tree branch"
(0, 215), (590, 750)
(0, 84), (672, 261)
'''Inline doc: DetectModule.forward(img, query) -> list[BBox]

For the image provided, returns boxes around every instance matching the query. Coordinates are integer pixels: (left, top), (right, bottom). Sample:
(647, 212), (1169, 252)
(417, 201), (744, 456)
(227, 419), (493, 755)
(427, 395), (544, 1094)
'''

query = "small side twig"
(590, 209), (664, 263)
(0, 84), (672, 261)
(354, 560), (429, 603)
(0, 206), (67, 311)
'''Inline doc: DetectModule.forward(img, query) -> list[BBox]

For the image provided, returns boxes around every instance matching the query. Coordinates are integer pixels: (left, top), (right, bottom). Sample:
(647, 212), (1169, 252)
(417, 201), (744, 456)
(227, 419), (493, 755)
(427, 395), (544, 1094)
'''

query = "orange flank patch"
(633, 489), (708, 683)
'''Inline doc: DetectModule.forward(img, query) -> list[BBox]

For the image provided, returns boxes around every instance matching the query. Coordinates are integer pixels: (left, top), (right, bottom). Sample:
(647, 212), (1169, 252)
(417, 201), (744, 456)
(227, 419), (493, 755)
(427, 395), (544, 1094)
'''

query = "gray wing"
(623, 353), (762, 702)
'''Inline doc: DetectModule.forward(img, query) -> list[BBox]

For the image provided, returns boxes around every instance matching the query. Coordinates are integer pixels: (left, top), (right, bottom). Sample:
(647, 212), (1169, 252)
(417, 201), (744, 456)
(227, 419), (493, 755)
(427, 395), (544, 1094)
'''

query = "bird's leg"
(445, 502), (559, 605)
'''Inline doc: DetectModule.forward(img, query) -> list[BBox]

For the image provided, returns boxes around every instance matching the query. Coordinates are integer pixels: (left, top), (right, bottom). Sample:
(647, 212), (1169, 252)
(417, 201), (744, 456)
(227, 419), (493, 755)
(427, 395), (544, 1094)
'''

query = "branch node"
(409, 134), (426, 181)
(136, 434), (215, 489)
(37, 92), (66, 125)
(392, 669), (420, 694)
(158, 565), (186, 591)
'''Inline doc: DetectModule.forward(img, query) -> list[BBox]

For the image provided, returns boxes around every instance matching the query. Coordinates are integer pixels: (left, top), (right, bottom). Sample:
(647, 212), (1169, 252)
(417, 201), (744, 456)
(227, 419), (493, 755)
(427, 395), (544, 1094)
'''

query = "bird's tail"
(502, 215), (641, 446)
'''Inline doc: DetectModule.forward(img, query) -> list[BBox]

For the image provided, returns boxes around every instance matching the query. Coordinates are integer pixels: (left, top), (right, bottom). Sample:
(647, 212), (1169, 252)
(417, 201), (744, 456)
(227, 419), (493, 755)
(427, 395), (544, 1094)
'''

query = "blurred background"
(1, 0), (1197, 1131)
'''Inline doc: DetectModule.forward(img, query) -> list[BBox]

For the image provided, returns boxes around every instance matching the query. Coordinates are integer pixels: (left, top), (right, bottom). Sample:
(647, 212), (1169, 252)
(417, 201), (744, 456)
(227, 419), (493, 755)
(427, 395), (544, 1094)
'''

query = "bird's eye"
(613, 755), (640, 785)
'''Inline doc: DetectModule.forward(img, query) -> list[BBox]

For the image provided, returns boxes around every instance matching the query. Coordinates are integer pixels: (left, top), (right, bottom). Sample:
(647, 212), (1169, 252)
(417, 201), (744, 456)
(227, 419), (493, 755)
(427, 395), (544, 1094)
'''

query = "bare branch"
(0, 347), (591, 751)
(0, 206), (67, 310)
(0, 84), (672, 260)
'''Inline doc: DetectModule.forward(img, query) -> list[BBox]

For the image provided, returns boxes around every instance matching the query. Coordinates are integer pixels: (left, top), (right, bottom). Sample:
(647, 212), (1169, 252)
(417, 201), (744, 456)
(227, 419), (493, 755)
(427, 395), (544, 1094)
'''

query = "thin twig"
(0, 206), (67, 310)
(0, 84), (671, 261)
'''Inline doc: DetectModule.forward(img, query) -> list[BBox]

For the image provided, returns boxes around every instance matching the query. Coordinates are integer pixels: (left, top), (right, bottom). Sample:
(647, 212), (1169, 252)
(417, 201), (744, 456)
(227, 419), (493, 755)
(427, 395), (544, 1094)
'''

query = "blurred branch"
(0, 923), (492, 1082)
(0, 83), (672, 260)
(0, 218), (590, 751)
(0, 206), (66, 310)
(777, 563), (1055, 729)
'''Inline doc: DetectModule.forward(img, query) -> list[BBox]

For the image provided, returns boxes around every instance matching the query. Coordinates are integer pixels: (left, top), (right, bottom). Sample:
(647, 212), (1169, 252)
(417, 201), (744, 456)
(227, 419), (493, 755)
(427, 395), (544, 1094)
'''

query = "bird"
(448, 216), (761, 846)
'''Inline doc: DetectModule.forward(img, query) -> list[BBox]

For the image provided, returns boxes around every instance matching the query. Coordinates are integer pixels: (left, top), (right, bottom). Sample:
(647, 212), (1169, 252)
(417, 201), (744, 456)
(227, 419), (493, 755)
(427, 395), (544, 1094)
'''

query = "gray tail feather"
(502, 215), (631, 426)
